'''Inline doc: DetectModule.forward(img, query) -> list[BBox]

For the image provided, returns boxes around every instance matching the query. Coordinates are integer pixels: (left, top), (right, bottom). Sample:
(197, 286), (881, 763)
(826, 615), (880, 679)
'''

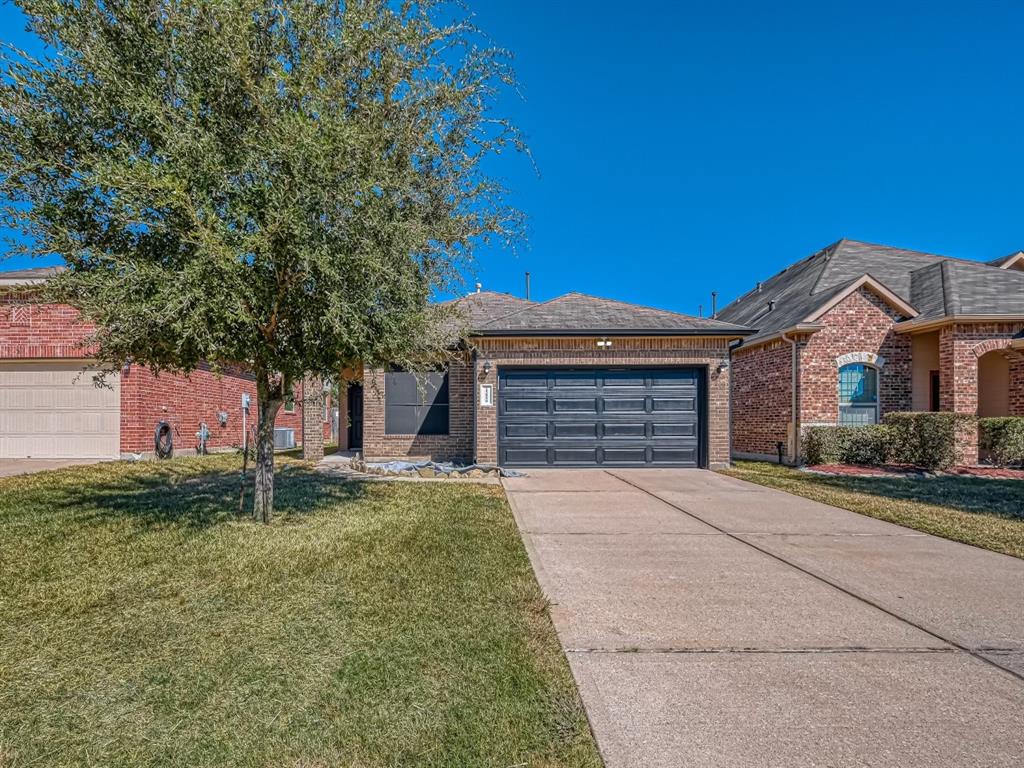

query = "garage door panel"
(503, 423), (548, 438)
(603, 397), (647, 412)
(652, 397), (696, 412)
(553, 422), (598, 439)
(0, 362), (120, 459)
(552, 447), (599, 463)
(603, 422), (646, 438)
(505, 398), (547, 413)
(653, 422), (697, 437)
(553, 398), (597, 413)
(602, 447), (648, 463)
(498, 367), (704, 468)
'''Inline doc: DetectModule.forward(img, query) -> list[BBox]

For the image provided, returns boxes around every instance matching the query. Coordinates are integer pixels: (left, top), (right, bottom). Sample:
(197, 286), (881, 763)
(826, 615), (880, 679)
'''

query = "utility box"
(273, 427), (295, 450)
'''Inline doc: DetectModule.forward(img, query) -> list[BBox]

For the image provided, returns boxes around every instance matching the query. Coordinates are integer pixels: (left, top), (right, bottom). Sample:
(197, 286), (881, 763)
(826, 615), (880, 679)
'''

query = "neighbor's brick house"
(359, 291), (750, 469)
(0, 268), (330, 459)
(718, 240), (1024, 465)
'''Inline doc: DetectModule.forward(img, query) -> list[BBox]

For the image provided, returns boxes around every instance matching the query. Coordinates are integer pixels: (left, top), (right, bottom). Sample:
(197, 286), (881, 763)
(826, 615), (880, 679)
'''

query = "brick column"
(301, 374), (325, 461)
(938, 326), (978, 464)
(1011, 357), (1024, 417)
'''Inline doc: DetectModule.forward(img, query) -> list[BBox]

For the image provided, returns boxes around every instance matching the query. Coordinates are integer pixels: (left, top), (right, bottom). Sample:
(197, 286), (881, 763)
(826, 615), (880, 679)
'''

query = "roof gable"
(719, 238), (1024, 343)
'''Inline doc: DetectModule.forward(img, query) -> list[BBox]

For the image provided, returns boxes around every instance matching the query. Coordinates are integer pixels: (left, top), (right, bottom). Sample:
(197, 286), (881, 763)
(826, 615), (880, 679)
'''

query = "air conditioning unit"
(273, 428), (296, 450)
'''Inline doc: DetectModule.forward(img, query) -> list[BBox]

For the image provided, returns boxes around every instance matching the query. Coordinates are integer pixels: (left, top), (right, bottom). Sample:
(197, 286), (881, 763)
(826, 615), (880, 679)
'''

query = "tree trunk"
(253, 378), (284, 524)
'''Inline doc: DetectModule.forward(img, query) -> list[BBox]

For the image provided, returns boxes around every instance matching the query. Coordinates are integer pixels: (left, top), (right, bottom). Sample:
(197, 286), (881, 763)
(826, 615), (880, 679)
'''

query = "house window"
(284, 389), (295, 413)
(384, 369), (449, 435)
(838, 363), (879, 425)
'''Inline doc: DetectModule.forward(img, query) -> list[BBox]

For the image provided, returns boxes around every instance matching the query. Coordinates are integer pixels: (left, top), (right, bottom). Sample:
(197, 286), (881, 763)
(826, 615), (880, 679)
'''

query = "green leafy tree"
(0, 0), (524, 520)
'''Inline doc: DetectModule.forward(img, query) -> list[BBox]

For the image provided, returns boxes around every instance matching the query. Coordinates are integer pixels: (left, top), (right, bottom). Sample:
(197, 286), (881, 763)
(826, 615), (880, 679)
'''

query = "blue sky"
(3, 1), (1023, 315)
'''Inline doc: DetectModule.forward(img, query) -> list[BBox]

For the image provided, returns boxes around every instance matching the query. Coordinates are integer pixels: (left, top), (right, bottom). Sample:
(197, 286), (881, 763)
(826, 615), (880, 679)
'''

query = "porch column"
(1011, 357), (1024, 417)
(301, 374), (325, 461)
(938, 326), (978, 464)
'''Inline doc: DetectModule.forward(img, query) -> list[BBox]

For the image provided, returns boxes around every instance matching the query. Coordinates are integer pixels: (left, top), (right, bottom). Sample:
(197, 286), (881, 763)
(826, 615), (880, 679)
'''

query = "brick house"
(356, 291), (751, 469)
(717, 240), (1024, 465)
(0, 267), (331, 459)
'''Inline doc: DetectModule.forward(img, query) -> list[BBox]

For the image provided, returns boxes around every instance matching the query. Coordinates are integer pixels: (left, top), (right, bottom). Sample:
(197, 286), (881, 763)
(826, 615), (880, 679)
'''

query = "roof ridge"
(475, 291), (569, 328)
(553, 290), (707, 319)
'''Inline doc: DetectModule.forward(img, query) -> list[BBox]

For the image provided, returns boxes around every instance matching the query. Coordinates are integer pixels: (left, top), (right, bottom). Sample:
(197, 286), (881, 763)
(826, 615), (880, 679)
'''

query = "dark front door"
(497, 367), (705, 468)
(347, 383), (363, 450)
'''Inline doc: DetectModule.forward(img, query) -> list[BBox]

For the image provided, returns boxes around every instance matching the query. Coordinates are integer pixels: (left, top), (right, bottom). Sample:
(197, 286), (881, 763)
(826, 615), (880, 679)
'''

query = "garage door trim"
(496, 365), (708, 468)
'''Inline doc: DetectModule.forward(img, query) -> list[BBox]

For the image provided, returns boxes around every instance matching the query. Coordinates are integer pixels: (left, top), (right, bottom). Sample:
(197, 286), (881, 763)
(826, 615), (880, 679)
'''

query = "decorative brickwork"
(0, 299), (95, 358)
(361, 353), (475, 462)
(472, 336), (733, 468)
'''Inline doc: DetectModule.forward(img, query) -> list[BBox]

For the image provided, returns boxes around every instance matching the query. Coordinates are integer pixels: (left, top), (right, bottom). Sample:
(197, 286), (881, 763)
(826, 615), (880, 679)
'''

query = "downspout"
(781, 330), (800, 464)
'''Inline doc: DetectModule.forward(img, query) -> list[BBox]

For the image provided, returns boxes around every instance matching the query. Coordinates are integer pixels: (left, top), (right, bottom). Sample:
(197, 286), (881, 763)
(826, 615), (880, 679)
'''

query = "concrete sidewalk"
(503, 469), (1024, 768)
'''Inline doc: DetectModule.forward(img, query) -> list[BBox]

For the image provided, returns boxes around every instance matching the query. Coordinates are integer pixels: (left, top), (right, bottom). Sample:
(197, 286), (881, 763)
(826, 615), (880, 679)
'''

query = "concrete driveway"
(0, 458), (105, 478)
(503, 468), (1024, 768)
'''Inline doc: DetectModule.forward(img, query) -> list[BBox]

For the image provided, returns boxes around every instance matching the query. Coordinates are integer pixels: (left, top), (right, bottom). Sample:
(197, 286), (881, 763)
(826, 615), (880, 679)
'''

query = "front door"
(347, 383), (363, 450)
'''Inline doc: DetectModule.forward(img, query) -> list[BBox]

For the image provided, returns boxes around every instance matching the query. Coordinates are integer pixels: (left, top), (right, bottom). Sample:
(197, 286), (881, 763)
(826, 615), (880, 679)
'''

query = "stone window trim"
(835, 351), (886, 370)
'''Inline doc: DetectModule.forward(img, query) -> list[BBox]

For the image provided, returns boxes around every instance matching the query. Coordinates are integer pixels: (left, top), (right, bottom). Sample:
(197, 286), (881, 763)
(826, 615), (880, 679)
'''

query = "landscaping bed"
(0, 455), (600, 767)
(804, 463), (1024, 480)
(721, 460), (1024, 559)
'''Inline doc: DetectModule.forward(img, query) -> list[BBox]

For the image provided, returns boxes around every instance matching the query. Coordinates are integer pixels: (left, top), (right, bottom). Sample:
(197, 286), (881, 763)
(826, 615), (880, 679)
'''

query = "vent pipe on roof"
(475, 282), (481, 293)
(768, 300), (776, 312)
(756, 281), (763, 293)
(711, 291), (718, 319)
(525, 271), (531, 301)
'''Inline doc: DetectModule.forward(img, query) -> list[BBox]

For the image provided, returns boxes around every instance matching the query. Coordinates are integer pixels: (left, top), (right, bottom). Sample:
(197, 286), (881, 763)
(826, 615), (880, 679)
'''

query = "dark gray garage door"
(497, 367), (705, 468)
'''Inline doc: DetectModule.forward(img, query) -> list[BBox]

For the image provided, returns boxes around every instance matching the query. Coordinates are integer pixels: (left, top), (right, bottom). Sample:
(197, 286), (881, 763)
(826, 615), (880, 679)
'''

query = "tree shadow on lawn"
(797, 471), (1024, 520)
(52, 461), (368, 530)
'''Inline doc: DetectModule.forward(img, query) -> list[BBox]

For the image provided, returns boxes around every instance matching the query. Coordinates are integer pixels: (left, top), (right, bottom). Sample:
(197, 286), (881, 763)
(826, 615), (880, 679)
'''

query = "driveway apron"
(503, 469), (1024, 768)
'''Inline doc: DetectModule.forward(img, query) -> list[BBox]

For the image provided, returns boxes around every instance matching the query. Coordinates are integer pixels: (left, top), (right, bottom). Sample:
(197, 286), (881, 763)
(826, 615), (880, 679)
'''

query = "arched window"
(838, 363), (879, 425)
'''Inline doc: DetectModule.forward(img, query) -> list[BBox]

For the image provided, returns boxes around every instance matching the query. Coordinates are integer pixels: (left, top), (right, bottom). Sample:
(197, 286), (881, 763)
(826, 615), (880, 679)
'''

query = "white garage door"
(0, 361), (120, 459)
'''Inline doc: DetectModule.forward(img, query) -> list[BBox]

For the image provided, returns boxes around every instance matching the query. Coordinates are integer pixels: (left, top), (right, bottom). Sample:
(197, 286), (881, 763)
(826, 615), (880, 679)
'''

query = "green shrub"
(802, 425), (893, 466)
(882, 412), (975, 470)
(979, 417), (1024, 467)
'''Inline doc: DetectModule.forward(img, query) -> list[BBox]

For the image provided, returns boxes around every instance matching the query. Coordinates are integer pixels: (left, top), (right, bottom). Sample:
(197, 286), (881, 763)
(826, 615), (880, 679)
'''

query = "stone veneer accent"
(472, 335), (734, 469)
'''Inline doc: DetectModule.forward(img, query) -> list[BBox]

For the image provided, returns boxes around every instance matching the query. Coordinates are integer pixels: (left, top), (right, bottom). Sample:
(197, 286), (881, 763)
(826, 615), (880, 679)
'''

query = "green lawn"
(0, 455), (600, 768)
(721, 461), (1024, 559)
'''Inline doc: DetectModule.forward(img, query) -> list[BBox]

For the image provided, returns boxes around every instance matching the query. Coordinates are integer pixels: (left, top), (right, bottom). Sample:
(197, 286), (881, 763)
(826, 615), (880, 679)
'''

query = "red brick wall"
(473, 336), (734, 468)
(938, 323), (1024, 463)
(799, 288), (912, 424)
(361, 353), (475, 462)
(731, 340), (793, 459)
(0, 299), (95, 358)
(2, 299), (330, 456)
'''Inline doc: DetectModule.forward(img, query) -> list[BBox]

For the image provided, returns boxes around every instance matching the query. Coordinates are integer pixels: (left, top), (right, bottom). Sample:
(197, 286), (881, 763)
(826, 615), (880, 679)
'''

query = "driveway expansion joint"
(565, 646), (958, 655)
(604, 470), (1024, 685)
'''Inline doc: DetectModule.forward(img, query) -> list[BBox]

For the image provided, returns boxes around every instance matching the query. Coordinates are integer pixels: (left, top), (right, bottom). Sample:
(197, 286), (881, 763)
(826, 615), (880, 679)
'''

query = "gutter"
(472, 328), (754, 338)
(893, 314), (1024, 334)
(731, 323), (823, 351)
(780, 329), (802, 465)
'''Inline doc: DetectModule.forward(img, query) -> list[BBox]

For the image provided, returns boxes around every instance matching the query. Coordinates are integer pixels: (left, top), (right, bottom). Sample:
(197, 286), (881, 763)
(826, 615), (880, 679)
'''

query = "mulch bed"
(804, 463), (1024, 480)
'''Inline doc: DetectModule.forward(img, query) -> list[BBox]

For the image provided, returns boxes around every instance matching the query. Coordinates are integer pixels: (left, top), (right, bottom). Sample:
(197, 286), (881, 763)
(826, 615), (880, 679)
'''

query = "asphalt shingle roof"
(717, 239), (1024, 343)
(467, 291), (750, 336)
(0, 266), (64, 282)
